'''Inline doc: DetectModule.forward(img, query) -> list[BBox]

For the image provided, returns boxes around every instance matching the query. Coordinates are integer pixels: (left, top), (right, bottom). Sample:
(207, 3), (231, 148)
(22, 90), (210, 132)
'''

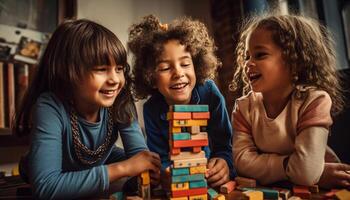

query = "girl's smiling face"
(154, 40), (196, 105)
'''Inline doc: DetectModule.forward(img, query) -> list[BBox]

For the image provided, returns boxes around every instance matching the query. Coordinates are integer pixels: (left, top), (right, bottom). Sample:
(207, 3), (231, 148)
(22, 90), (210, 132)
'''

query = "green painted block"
(171, 174), (205, 183)
(171, 105), (209, 112)
(240, 187), (279, 199)
(189, 180), (207, 188)
(207, 188), (218, 199)
(172, 167), (189, 176)
(173, 133), (191, 140)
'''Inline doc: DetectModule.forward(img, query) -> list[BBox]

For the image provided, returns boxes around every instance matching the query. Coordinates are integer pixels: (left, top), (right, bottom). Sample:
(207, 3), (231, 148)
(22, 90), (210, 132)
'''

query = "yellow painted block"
(189, 194), (207, 200)
(190, 165), (207, 174)
(335, 189), (350, 200)
(170, 197), (188, 200)
(172, 119), (208, 127)
(243, 190), (263, 200)
(213, 194), (225, 200)
(11, 165), (19, 176)
(141, 171), (150, 185)
(170, 126), (182, 133)
(171, 182), (189, 191)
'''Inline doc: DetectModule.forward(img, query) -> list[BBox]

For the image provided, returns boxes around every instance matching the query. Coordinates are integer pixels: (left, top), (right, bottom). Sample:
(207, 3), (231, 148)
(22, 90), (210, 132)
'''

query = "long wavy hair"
(230, 13), (344, 115)
(128, 15), (220, 100)
(13, 19), (136, 136)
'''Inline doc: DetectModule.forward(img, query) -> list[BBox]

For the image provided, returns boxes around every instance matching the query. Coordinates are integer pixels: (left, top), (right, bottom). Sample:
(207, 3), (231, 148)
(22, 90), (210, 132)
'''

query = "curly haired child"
(128, 15), (236, 187)
(13, 19), (161, 199)
(231, 13), (350, 189)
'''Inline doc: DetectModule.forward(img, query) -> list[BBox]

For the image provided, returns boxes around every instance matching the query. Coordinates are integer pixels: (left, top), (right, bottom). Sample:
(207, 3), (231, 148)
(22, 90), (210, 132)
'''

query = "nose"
(107, 69), (121, 84)
(173, 65), (184, 79)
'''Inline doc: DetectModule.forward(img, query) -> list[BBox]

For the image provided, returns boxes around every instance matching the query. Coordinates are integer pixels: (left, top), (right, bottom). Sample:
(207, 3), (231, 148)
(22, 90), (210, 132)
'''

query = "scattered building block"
(190, 166), (207, 174)
(167, 112), (192, 120)
(308, 185), (319, 193)
(324, 189), (338, 198)
(110, 191), (123, 200)
(189, 180), (207, 189)
(171, 151), (206, 161)
(335, 189), (350, 200)
(171, 174), (205, 183)
(258, 188), (279, 199)
(235, 177), (256, 187)
(172, 119), (208, 127)
(192, 112), (210, 119)
(189, 194), (208, 200)
(273, 187), (291, 200)
(172, 139), (208, 148)
(170, 197), (189, 200)
(172, 187), (208, 198)
(191, 132), (208, 140)
(243, 190), (263, 200)
(207, 188), (218, 199)
(213, 194), (225, 200)
(173, 157), (207, 168)
(170, 105), (209, 112)
(293, 186), (311, 199)
(220, 181), (236, 194)
(287, 196), (301, 200)
(172, 168), (190, 176)
(171, 182), (190, 191)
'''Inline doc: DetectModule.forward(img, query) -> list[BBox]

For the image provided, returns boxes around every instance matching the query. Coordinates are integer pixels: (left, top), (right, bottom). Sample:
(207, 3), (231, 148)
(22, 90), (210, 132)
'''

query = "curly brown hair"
(128, 15), (220, 100)
(230, 13), (344, 115)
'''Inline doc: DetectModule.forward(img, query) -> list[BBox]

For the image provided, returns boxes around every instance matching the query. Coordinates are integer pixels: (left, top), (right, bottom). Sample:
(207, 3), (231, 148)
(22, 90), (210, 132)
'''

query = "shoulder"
(235, 91), (260, 111)
(293, 86), (332, 112)
(36, 92), (66, 112)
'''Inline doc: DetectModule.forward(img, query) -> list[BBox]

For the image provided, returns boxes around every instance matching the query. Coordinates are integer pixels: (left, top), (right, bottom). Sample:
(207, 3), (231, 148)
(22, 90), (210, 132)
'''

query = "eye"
(181, 63), (190, 67)
(157, 65), (170, 72)
(255, 52), (268, 59)
(93, 66), (107, 72)
(116, 65), (124, 73)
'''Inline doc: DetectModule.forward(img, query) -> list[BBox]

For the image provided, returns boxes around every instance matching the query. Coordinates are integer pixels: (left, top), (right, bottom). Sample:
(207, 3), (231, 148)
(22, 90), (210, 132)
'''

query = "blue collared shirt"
(143, 80), (237, 178)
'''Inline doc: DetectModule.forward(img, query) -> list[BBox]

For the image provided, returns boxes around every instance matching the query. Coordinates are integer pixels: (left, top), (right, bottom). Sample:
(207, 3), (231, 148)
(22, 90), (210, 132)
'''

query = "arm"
(28, 96), (109, 199)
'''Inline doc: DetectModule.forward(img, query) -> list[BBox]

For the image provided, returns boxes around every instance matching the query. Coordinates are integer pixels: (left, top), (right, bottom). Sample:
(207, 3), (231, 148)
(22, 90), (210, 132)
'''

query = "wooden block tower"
(167, 105), (210, 200)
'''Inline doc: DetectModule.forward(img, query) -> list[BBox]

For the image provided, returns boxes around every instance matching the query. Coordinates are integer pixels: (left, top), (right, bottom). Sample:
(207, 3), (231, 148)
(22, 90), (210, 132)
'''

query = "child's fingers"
(335, 163), (350, 171)
(206, 158), (219, 176)
(207, 170), (229, 188)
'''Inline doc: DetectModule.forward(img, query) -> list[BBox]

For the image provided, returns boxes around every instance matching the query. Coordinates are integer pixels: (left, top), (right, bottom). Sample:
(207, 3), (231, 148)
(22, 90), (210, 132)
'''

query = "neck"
(73, 104), (100, 123)
(262, 86), (294, 119)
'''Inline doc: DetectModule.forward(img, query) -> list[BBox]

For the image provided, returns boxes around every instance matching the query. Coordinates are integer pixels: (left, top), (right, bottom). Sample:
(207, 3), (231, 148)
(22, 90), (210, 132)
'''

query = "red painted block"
(173, 139), (208, 148)
(293, 186), (311, 199)
(172, 187), (208, 198)
(220, 181), (236, 194)
(192, 112), (210, 119)
(192, 147), (201, 153)
(171, 148), (181, 155)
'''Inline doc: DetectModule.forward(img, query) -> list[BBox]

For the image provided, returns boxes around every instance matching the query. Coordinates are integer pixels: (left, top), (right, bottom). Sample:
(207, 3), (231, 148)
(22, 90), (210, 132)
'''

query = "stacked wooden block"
(138, 171), (151, 200)
(167, 105), (210, 200)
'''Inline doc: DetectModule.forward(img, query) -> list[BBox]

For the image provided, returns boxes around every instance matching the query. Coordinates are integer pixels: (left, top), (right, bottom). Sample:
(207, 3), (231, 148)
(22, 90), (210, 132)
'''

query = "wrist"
(107, 161), (129, 182)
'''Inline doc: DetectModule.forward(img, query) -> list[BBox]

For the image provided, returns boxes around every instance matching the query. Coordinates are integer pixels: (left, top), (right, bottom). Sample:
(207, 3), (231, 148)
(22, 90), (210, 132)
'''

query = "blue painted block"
(172, 167), (190, 176)
(207, 188), (218, 199)
(173, 133), (191, 140)
(171, 174), (205, 183)
(171, 105), (209, 112)
(189, 180), (207, 188)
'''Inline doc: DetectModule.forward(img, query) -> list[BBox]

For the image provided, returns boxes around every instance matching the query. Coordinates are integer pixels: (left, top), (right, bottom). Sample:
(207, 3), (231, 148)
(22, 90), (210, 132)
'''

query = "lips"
(170, 82), (188, 89)
(99, 89), (118, 96)
(248, 72), (262, 82)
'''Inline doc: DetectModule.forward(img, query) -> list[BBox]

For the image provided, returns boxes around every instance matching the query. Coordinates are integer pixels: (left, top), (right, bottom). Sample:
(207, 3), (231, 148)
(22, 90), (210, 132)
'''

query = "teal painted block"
(110, 191), (123, 199)
(189, 180), (207, 188)
(259, 188), (279, 199)
(171, 174), (205, 183)
(173, 133), (191, 140)
(172, 167), (189, 176)
(171, 105), (209, 112)
(207, 188), (218, 199)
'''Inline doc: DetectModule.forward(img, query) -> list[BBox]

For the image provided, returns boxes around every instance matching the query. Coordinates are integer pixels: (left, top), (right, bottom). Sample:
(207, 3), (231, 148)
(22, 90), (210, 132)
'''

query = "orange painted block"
(172, 119), (208, 127)
(173, 139), (208, 148)
(170, 126), (182, 133)
(335, 189), (350, 200)
(167, 112), (192, 120)
(190, 165), (207, 174)
(191, 132), (208, 140)
(192, 147), (202, 153)
(173, 157), (207, 168)
(189, 194), (208, 200)
(172, 187), (208, 198)
(220, 181), (236, 194)
(234, 176), (256, 187)
(192, 112), (210, 119)
(213, 194), (225, 200)
(293, 186), (311, 199)
(171, 148), (181, 155)
(170, 197), (188, 200)
(140, 171), (150, 185)
(170, 151), (205, 161)
(190, 126), (201, 134)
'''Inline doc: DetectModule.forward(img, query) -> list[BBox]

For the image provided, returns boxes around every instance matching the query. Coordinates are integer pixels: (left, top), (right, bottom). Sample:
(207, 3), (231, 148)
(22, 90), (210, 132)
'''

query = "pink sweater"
(232, 87), (332, 185)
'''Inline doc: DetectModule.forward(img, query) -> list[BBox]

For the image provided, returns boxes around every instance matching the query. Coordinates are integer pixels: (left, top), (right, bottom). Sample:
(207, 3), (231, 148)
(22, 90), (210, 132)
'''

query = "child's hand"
(206, 157), (230, 187)
(318, 162), (350, 189)
(150, 169), (160, 186)
(123, 151), (161, 177)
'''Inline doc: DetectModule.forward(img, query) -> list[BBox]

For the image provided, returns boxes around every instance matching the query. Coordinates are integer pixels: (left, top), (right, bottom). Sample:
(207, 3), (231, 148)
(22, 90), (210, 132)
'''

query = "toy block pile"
(167, 105), (210, 200)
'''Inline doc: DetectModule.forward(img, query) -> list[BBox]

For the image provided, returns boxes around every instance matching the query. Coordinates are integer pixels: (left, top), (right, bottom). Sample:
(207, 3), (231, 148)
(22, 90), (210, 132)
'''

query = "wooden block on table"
(167, 112), (192, 120)
(192, 112), (210, 119)
(189, 180), (207, 189)
(173, 157), (207, 168)
(207, 188), (218, 200)
(170, 197), (189, 200)
(172, 139), (208, 148)
(220, 181), (236, 194)
(190, 126), (201, 134)
(273, 187), (291, 200)
(293, 186), (311, 199)
(170, 105), (209, 112)
(287, 196), (301, 200)
(308, 185), (319, 193)
(190, 165), (207, 174)
(171, 173), (205, 183)
(234, 176), (256, 187)
(324, 189), (338, 198)
(172, 187), (208, 198)
(189, 194), (208, 200)
(258, 188), (279, 199)
(171, 182), (189, 191)
(172, 119), (208, 127)
(243, 190), (263, 200)
(191, 132), (208, 140)
(213, 194), (225, 200)
(335, 189), (350, 200)
(172, 167), (190, 176)
(171, 151), (205, 161)
(173, 133), (191, 140)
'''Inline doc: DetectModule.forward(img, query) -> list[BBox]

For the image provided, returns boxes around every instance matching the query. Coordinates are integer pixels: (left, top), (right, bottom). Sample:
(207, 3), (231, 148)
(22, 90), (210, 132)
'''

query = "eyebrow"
(157, 55), (191, 64)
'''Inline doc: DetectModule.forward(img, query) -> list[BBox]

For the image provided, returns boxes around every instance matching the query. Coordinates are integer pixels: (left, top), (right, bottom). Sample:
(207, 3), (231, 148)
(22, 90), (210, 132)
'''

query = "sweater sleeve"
(28, 95), (109, 200)
(232, 102), (288, 185)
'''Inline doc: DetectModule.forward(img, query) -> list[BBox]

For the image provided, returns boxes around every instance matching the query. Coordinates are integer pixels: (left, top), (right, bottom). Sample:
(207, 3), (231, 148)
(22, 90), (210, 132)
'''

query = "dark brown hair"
(230, 13), (344, 115)
(14, 19), (135, 136)
(128, 15), (220, 100)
